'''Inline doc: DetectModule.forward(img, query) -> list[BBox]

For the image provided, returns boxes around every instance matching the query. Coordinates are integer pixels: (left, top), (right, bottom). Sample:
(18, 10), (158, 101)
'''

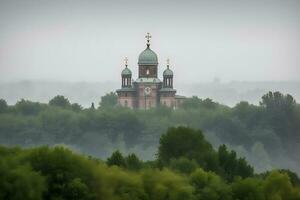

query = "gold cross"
(145, 32), (152, 45)
(167, 58), (170, 66)
(124, 57), (128, 66)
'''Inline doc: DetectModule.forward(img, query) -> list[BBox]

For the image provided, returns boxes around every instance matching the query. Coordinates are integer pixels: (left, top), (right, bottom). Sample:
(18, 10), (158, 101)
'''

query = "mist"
(1, 0), (300, 83)
(1, 0), (300, 188)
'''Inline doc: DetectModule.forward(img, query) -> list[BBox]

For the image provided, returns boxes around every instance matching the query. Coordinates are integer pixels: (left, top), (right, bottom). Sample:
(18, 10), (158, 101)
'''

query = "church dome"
(121, 67), (132, 76)
(138, 46), (158, 65)
(163, 68), (173, 76)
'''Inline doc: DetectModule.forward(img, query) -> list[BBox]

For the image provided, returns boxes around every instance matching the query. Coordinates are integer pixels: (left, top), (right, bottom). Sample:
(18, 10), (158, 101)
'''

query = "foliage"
(158, 127), (253, 181)
(231, 177), (265, 200)
(190, 168), (232, 200)
(125, 153), (143, 171)
(0, 99), (8, 113)
(106, 150), (126, 167)
(0, 133), (300, 200)
(218, 144), (254, 181)
(49, 95), (71, 108)
(99, 92), (118, 108)
(0, 91), (300, 175)
(169, 157), (198, 174)
(158, 127), (218, 171)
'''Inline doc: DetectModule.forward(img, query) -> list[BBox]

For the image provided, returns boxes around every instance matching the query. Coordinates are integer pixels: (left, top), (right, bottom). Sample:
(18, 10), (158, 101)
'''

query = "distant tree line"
(0, 91), (299, 174)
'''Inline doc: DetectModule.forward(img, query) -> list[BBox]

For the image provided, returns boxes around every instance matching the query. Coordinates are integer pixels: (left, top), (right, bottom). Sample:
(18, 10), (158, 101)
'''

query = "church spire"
(166, 58), (170, 69)
(145, 32), (152, 47)
(124, 56), (128, 68)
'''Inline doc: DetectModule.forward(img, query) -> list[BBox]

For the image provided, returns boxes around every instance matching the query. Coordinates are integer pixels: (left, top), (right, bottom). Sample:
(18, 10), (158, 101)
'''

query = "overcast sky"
(0, 0), (299, 83)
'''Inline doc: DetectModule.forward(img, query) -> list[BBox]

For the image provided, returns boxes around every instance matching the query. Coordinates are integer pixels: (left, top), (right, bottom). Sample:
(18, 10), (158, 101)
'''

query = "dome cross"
(124, 57), (128, 67)
(145, 32), (152, 46)
(167, 58), (170, 69)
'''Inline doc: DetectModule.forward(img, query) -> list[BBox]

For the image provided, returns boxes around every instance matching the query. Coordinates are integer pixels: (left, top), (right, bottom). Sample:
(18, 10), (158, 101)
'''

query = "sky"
(0, 0), (299, 83)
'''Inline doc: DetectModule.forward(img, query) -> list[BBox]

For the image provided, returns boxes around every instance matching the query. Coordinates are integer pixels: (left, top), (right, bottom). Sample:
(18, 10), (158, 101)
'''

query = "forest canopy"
(0, 91), (299, 175)
(0, 126), (300, 200)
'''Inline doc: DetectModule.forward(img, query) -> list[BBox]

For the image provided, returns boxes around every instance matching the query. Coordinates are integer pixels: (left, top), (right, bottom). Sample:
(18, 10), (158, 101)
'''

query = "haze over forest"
(0, 80), (300, 107)
(1, 1), (300, 199)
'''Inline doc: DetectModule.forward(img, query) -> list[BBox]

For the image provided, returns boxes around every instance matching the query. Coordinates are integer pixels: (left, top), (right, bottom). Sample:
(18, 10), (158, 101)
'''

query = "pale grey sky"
(0, 0), (299, 83)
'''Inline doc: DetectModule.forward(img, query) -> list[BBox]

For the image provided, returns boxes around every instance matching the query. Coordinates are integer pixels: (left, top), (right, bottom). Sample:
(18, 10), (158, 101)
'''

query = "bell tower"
(138, 33), (158, 78)
(159, 58), (176, 108)
(116, 57), (136, 108)
(121, 57), (132, 88)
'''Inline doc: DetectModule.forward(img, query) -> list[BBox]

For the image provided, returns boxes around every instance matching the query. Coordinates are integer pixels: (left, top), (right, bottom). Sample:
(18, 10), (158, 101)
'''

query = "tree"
(0, 99), (8, 113)
(218, 145), (254, 181)
(180, 96), (202, 109)
(260, 91), (297, 134)
(65, 178), (89, 200)
(49, 95), (71, 108)
(158, 127), (219, 172)
(15, 99), (42, 115)
(231, 177), (265, 200)
(71, 103), (83, 112)
(263, 170), (300, 200)
(125, 153), (143, 171)
(190, 168), (232, 200)
(0, 157), (46, 200)
(100, 92), (118, 108)
(169, 157), (198, 174)
(107, 150), (126, 167)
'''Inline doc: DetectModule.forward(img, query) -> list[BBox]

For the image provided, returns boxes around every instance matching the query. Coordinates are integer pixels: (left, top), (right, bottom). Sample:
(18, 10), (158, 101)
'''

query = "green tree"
(180, 96), (202, 109)
(231, 177), (265, 200)
(15, 99), (42, 115)
(190, 168), (232, 200)
(0, 99), (8, 113)
(71, 103), (83, 112)
(169, 157), (198, 174)
(158, 126), (219, 172)
(65, 178), (89, 200)
(0, 157), (46, 200)
(100, 92), (118, 108)
(263, 170), (300, 200)
(107, 150), (126, 167)
(125, 153), (143, 171)
(49, 95), (71, 108)
(218, 145), (253, 181)
(142, 169), (194, 200)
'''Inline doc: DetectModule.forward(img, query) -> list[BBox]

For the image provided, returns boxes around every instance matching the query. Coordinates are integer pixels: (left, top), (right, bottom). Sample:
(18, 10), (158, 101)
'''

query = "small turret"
(163, 58), (174, 88)
(121, 57), (132, 88)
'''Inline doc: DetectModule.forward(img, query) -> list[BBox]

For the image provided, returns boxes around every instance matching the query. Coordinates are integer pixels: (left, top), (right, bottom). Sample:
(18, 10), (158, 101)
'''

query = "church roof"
(138, 46), (158, 65)
(121, 67), (132, 75)
(163, 68), (173, 76)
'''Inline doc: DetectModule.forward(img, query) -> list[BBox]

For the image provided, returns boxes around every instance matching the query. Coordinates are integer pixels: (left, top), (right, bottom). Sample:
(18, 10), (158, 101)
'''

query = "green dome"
(121, 67), (132, 76)
(138, 46), (158, 65)
(163, 68), (173, 76)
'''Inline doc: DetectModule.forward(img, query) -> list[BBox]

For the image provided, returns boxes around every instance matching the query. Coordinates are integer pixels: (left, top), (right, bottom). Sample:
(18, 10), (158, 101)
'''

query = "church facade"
(116, 33), (185, 109)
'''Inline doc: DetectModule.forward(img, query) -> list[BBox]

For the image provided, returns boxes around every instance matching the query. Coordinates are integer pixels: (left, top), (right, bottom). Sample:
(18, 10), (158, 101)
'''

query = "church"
(116, 33), (185, 109)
